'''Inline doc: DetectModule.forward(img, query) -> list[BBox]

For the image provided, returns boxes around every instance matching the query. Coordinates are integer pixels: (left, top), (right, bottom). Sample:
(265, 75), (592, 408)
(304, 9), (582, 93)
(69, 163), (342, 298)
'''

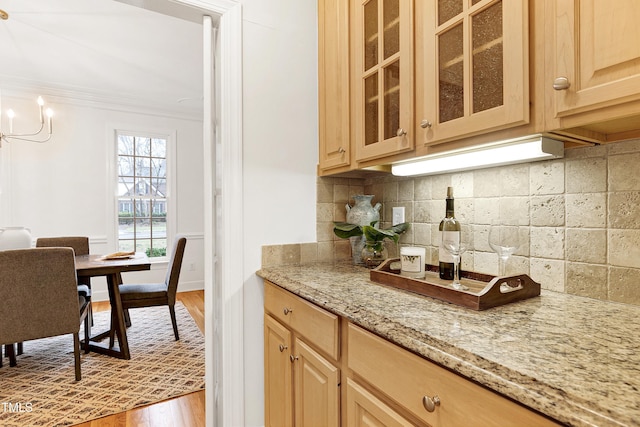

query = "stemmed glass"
(442, 218), (470, 290)
(488, 221), (521, 277)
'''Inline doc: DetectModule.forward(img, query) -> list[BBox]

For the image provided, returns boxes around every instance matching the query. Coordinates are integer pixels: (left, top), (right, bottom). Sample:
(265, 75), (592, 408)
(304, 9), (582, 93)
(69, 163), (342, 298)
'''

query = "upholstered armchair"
(0, 247), (91, 380)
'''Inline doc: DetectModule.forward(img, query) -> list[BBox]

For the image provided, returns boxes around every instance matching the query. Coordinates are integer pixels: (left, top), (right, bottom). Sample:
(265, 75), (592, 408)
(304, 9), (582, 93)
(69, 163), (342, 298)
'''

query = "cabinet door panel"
(346, 378), (414, 427)
(318, 0), (351, 171)
(353, 0), (413, 162)
(553, 0), (640, 117)
(417, 0), (529, 145)
(294, 338), (340, 427)
(264, 315), (293, 427)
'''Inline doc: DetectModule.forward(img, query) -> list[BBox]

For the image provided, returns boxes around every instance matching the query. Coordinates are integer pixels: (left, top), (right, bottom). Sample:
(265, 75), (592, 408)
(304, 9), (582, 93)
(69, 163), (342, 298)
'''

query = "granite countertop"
(257, 261), (640, 427)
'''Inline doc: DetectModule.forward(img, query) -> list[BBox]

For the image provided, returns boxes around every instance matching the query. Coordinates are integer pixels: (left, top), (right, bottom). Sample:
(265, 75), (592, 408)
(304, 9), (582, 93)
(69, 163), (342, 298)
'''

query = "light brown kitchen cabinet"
(415, 0), (529, 146)
(263, 281), (340, 427)
(351, 0), (414, 162)
(547, 0), (640, 142)
(318, 0), (351, 173)
(348, 323), (562, 427)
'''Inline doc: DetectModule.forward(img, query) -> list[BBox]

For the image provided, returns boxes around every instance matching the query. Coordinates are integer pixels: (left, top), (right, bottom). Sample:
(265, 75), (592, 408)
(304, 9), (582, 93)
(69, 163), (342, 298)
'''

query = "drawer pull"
(283, 307), (293, 315)
(278, 344), (288, 352)
(422, 395), (441, 412)
(553, 76), (570, 90)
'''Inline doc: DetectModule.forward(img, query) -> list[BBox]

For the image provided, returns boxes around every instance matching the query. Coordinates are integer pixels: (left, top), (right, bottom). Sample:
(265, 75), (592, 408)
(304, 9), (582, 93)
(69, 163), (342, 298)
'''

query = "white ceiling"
(0, 0), (204, 115)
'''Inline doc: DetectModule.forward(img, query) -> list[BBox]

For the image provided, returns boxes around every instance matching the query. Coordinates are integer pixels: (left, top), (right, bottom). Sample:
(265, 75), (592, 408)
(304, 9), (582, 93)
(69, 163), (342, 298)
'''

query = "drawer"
(264, 281), (339, 360)
(348, 324), (560, 427)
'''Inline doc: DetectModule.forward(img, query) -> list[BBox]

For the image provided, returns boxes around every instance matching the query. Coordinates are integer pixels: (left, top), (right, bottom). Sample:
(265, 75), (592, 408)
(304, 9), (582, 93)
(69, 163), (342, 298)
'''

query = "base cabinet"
(264, 281), (340, 427)
(264, 280), (562, 427)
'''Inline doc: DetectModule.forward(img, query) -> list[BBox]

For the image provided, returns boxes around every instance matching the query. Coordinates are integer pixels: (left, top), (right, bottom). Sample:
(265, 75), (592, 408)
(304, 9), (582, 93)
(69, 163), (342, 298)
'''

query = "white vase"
(0, 226), (32, 250)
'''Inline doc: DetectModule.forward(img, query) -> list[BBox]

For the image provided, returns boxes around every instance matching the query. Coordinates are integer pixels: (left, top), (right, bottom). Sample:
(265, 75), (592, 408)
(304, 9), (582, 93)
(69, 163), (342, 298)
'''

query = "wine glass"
(441, 218), (470, 290)
(488, 221), (521, 277)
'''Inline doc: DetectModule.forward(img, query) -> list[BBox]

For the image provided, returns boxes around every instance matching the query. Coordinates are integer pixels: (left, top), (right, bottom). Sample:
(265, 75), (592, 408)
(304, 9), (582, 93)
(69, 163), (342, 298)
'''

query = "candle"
(46, 108), (53, 134)
(7, 109), (14, 134)
(400, 246), (426, 279)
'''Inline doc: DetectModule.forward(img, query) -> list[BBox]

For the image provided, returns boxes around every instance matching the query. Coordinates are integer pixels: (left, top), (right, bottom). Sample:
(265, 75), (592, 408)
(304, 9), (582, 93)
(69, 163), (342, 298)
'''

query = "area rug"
(0, 302), (205, 427)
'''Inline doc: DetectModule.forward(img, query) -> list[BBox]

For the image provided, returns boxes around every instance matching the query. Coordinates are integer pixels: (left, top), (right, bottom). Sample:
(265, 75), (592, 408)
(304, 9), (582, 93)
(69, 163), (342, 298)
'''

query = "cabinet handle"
(396, 128), (407, 137)
(553, 77), (570, 90)
(283, 307), (293, 315)
(422, 395), (441, 412)
(278, 344), (288, 352)
(338, 147), (345, 154)
(420, 120), (432, 129)
(290, 354), (298, 363)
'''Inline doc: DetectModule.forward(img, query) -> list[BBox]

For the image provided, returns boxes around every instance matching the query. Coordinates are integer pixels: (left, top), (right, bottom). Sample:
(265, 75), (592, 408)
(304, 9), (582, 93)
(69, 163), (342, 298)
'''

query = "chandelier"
(0, 94), (54, 148)
(0, 9), (54, 148)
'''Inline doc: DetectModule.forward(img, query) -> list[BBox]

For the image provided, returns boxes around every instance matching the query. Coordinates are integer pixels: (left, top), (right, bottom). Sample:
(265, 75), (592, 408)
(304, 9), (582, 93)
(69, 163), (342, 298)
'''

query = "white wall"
(0, 90), (205, 299)
(240, 0), (319, 424)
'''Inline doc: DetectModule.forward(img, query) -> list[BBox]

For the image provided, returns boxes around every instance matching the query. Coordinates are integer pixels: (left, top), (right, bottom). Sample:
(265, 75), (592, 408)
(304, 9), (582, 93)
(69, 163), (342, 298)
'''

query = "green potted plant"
(334, 221), (409, 268)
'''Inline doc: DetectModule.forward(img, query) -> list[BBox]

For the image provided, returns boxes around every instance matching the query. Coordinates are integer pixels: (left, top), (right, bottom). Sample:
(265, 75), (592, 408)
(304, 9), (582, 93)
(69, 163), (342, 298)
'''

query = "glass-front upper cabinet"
(352, 0), (413, 162)
(416, 0), (529, 146)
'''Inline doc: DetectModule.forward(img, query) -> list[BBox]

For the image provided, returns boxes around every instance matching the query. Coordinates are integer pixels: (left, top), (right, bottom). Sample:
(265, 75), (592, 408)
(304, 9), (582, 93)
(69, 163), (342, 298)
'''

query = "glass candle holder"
(400, 246), (426, 279)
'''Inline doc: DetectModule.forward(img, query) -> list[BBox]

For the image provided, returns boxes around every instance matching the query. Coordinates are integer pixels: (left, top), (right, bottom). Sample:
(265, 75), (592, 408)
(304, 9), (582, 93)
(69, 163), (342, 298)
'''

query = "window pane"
(135, 137), (151, 157)
(118, 177), (134, 197)
(151, 158), (167, 179)
(118, 156), (134, 176)
(151, 178), (166, 197)
(118, 135), (134, 156)
(151, 138), (167, 158)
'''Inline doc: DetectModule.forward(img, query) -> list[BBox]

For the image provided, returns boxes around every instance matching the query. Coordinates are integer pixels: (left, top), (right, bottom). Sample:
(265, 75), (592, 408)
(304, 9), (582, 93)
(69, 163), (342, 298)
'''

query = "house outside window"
(116, 132), (168, 257)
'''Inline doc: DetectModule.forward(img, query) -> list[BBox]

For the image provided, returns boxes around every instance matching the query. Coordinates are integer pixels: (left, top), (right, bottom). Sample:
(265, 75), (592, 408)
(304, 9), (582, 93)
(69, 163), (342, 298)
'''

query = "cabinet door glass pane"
(438, 0), (462, 25)
(364, 0), (379, 71)
(383, 0), (400, 59)
(439, 23), (464, 123)
(472, 1), (503, 113)
(365, 73), (379, 145)
(384, 60), (400, 140)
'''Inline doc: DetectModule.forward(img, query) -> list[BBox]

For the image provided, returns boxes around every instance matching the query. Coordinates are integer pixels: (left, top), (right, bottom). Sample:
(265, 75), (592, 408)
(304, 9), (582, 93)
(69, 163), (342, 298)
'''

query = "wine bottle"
(439, 187), (459, 280)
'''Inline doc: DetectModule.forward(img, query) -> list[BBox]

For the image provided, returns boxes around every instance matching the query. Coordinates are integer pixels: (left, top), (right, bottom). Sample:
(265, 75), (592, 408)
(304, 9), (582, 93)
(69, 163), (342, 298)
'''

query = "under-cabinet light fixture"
(391, 135), (564, 177)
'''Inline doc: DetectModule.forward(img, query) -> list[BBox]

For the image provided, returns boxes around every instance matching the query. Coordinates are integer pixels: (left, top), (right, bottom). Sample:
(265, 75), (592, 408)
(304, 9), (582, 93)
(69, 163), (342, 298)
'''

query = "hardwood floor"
(75, 290), (205, 427)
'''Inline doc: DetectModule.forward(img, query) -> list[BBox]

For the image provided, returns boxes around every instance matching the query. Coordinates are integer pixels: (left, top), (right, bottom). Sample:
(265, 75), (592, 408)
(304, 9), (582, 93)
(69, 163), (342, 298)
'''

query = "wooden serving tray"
(370, 258), (540, 310)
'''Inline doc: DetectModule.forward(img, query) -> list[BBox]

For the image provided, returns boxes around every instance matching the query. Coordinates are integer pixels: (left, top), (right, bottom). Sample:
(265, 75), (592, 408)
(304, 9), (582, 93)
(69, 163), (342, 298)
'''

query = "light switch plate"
(392, 207), (405, 225)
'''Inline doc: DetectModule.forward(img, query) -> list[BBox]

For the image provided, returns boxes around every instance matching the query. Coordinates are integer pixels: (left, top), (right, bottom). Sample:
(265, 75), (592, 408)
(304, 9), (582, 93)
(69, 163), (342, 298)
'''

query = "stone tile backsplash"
(262, 138), (640, 306)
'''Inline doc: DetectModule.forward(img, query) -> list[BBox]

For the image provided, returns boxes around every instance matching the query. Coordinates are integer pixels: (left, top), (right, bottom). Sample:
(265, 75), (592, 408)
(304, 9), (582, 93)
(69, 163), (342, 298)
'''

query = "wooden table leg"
(84, 272), (131, 359)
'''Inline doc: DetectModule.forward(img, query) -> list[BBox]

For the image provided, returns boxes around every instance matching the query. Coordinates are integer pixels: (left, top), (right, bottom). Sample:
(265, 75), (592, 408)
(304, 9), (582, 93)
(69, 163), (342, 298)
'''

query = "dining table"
(75, 253), (151, 360)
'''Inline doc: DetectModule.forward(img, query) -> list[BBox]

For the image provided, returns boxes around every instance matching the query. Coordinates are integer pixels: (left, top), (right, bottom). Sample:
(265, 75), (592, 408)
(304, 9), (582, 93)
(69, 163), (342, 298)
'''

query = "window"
(116, 133), (168, 257)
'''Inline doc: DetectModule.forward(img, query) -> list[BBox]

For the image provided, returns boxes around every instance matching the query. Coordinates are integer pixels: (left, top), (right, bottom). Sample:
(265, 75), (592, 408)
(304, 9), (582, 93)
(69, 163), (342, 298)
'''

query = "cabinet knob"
(396, 128), (407, 137)
(290, 354), (298, 363)
(283, 307), (293, 315)
(420, 120), (432, 129)
(553, 77), (570, 90)
(278, 344), (288, 352)
(422, 395), (441, 412)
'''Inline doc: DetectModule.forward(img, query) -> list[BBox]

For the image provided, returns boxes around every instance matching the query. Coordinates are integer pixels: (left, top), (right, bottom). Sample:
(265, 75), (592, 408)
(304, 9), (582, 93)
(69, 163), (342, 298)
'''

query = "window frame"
(110, 127), (177, 263)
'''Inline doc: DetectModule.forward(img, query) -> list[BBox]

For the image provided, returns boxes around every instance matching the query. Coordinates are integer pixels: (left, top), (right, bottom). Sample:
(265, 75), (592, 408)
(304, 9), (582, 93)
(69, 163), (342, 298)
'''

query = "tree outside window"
(117, 133), (168, 257)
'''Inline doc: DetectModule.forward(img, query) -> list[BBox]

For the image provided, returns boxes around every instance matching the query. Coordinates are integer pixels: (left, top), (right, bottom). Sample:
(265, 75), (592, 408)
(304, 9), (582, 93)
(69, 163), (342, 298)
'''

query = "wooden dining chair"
(118, 236), (187, 340)
(0, 247), (91, 380)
